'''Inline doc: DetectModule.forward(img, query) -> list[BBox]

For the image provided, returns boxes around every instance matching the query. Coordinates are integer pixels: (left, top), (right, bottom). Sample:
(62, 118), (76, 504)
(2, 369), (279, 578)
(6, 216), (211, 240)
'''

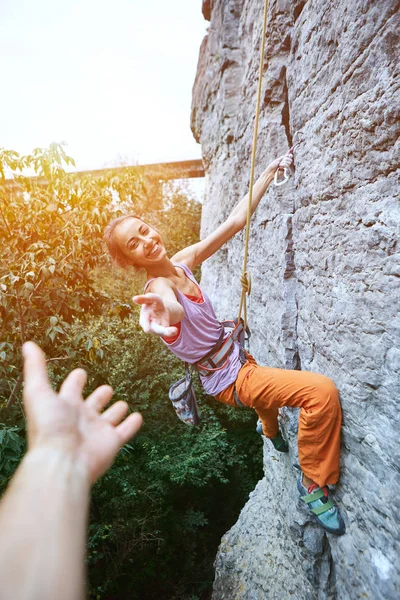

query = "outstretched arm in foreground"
(173, 152), (293, 270)
(0, 342), (142, 600)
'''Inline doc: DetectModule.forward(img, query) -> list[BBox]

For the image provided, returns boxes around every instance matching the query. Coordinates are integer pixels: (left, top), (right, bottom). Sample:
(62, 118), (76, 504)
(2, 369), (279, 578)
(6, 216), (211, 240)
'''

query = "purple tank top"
(144, 263), (242, 396)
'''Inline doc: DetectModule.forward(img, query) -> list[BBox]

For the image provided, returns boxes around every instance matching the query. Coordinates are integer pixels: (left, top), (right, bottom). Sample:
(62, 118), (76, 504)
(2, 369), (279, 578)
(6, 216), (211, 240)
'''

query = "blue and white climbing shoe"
(256, 419), (289, 453)
(297, 475), (345, 536)
(256, 419), (263, 436)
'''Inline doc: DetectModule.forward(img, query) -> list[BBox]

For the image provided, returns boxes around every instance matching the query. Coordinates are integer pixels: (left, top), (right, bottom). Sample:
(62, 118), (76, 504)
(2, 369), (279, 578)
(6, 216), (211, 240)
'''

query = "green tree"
(0, 143), (147, 406)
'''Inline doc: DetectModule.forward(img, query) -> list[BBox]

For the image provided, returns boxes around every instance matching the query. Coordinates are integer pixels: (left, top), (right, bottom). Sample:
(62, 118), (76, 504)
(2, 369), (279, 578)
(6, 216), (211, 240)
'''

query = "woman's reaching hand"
(132, 293), (179, 337)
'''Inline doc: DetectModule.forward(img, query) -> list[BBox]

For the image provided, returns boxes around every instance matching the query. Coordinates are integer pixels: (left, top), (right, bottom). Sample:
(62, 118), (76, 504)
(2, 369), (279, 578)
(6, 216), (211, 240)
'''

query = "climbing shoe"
(271, 431), (289, 453)
(256, 419), (263, 436)
(297, 475), (346, 536)
(256, 420), (289, 453)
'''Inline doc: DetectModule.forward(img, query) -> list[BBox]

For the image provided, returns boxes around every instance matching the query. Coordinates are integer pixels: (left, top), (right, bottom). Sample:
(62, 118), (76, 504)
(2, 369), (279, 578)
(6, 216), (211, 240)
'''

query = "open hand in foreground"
(23, 342), (142, 483)
(132, 293), (178, 337)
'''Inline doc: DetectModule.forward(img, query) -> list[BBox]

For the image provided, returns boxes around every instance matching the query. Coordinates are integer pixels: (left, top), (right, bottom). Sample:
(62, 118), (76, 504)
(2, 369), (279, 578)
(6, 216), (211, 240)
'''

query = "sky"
(0, 0), (208, 174)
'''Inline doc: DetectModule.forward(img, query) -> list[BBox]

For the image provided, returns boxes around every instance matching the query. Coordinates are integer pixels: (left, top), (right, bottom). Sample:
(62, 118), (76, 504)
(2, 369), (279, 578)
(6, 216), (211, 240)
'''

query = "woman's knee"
(319, 375), (339, 397)
(313, 375), (341, 415)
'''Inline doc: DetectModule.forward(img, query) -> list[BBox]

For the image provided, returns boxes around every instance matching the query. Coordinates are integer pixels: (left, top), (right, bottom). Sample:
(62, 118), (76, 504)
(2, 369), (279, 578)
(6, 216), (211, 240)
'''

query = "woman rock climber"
(104, 152), (345, 536)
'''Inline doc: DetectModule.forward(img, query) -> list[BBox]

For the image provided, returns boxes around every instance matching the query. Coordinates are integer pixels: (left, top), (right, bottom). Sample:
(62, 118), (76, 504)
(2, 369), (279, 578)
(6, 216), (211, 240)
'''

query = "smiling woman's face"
(114, 217), (166, 269)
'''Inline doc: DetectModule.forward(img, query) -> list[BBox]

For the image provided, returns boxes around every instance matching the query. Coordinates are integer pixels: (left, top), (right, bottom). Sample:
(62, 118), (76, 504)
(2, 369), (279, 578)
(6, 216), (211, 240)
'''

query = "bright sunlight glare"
(0, 0), (208, 181)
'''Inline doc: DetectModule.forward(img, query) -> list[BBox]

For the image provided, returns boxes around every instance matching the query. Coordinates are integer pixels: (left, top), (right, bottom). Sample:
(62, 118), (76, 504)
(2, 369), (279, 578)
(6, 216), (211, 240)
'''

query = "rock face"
(191, 1), (400, 598)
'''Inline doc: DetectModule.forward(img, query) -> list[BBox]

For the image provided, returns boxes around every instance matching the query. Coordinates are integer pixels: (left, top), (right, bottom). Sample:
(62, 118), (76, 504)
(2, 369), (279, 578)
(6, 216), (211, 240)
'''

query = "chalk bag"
(168, 363), (201, 426)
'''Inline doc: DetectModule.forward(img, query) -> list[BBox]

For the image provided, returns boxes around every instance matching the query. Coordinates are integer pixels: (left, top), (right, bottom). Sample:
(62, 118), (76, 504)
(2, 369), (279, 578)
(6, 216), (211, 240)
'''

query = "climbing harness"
(196, 319), (250, 411)
(196, 319), (249, 376)
(168, 319), (250, 425)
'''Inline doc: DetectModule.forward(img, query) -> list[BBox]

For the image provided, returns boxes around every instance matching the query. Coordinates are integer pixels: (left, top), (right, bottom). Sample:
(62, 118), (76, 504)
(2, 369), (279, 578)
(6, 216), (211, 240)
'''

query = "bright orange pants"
(215, 354), (342, 487)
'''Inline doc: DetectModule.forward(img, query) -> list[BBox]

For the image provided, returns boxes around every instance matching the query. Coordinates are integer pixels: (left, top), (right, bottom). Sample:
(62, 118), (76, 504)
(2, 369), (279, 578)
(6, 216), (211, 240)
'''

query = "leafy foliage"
(0, 424), (25, 494)
(0, 142), (146, 402)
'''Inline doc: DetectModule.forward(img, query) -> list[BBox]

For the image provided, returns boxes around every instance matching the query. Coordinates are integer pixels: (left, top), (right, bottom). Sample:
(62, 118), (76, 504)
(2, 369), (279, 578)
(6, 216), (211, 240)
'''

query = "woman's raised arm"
(173, 152), (293, 270)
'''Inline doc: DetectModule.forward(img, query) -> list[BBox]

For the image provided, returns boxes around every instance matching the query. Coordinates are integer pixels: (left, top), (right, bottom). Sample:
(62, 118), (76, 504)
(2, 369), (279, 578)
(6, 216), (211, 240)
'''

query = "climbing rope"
(237, 0), (304, 330)
(238, 0), (270, 329)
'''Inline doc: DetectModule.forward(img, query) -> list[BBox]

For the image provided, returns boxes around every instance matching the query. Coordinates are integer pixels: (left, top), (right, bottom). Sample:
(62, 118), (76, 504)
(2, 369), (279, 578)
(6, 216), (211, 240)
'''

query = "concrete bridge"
(72, 158), (205, 181)
(3, 159), (205, 192)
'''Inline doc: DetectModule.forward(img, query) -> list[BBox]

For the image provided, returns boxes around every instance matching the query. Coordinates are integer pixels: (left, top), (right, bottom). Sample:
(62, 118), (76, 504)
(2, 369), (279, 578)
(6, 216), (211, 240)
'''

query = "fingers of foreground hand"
(115, 412), (143, 445)
(101, 400), (129, 425)
(85, 385), (114, 411)
(59, 368), (87, 403)
(23, 341), (52, 397)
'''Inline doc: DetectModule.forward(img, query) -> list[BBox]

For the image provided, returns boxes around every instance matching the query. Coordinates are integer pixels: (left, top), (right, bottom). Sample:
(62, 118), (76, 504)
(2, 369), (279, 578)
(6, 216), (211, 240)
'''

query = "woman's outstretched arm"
(173, 153), (293, 270)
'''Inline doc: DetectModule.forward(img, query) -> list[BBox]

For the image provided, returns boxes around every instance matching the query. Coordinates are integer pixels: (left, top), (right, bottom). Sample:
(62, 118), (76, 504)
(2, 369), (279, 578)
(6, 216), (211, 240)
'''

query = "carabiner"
(274, 167), (290, 186)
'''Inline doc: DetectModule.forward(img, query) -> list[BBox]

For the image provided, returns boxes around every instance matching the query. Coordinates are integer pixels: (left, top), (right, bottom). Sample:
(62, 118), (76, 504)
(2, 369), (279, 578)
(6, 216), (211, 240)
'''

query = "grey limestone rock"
(192, 0), (400, 598)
